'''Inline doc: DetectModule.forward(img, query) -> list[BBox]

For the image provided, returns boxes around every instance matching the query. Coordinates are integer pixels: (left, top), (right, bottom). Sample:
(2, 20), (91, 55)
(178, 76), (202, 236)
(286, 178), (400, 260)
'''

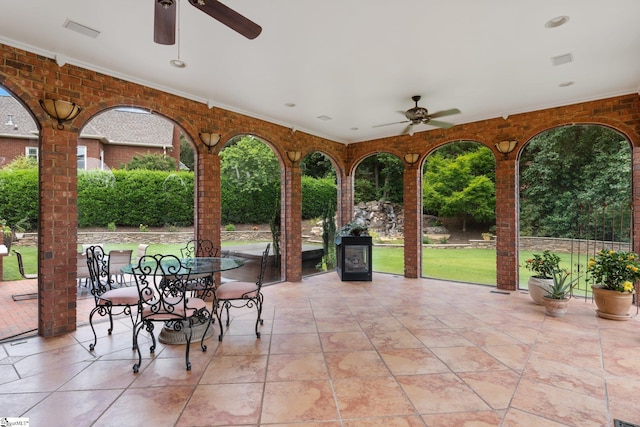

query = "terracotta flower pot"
(542, 296), (570, 317)
(528, 276), (554, 305)
(591, 286), (634, 320)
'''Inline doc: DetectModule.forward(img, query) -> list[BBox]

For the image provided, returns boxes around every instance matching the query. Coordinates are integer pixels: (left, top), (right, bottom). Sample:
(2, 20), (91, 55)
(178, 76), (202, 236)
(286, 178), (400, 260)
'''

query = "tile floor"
(1, 273), (639, 426)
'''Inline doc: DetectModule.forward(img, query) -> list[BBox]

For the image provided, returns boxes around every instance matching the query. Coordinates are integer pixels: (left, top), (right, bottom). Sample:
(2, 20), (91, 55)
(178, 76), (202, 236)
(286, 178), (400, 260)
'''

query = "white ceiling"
(1, 0), (639, 144)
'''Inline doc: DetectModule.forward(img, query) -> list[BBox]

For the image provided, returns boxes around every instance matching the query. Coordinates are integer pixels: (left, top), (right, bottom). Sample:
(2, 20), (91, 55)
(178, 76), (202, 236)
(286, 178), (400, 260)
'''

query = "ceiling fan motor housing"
(405, 107), (429, 122)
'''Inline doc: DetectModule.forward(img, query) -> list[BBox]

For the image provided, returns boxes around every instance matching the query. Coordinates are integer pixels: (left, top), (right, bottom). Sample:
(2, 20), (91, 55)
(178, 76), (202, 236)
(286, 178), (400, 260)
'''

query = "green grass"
(1, 243), (590, 288)
(422, 247), (497, 285)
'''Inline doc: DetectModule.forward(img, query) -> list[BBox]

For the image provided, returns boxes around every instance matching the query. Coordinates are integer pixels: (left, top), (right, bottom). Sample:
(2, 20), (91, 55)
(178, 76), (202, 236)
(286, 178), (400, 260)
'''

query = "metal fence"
(567, 200), (637, 313)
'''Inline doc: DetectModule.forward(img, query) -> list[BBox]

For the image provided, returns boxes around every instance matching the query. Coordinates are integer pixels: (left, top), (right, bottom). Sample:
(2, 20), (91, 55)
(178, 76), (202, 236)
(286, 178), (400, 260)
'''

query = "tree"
(220, 136), (281, 223)
(423, 146), (495, 230)
(1, 155), (37, 170)
(301, 152), (335, 180)
(354, 153), (404, 204)
(179, 135), (194, 171)
(519, 125), (631, 237)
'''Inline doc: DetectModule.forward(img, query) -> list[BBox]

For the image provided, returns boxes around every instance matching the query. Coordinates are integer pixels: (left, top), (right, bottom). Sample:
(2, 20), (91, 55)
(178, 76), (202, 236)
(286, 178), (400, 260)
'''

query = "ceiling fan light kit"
(374, 95), (461, 136)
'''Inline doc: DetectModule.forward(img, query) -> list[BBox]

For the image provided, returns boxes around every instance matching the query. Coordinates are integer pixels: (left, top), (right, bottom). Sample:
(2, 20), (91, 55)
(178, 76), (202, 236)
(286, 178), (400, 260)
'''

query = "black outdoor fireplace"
(336, 235), (372, 281)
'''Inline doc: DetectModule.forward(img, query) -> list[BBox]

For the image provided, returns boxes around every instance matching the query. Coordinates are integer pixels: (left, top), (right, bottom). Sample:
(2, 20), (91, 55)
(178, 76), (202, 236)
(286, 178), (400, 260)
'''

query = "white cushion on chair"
(215, 281), (259, 299)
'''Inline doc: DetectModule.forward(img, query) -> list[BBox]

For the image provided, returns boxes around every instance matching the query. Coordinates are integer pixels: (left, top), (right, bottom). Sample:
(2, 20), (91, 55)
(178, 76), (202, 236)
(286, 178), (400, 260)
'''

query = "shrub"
(225, 224), (236, 231)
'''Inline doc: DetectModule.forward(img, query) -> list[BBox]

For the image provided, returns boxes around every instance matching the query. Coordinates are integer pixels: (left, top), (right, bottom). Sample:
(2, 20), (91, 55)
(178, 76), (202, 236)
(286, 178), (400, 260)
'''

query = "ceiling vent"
(551, 53), (573, 66)
(63, 19), (100, 39)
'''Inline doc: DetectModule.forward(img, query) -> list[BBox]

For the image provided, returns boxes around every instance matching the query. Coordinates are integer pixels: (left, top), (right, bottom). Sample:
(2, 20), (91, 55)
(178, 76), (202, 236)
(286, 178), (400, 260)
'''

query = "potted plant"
(481, 232), (492, 241)
(587, 249), (640, 320)
(537, 269), (580, 317)
(524, 250), (561, 305)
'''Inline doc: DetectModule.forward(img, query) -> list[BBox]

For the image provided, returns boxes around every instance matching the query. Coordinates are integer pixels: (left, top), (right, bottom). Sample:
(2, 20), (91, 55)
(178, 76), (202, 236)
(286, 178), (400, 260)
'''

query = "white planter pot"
(528, 276), (554, 305)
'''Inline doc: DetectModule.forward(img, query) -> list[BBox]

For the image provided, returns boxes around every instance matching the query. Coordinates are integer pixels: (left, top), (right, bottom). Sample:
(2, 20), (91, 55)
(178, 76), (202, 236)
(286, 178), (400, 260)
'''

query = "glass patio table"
(120, 256), (243, 277)
(121, 256), (244, 344)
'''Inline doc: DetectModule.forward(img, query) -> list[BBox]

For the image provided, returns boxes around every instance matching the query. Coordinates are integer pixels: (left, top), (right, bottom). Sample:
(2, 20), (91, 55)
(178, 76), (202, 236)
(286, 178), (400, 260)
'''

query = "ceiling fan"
(374, 95), (461, 135)
(154, 0), (262, 45)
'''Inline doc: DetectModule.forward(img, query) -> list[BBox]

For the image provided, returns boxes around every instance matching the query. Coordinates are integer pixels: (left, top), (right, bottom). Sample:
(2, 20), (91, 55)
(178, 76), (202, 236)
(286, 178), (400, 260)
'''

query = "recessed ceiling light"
(63, 19), (101, 38)
(559, 81), (574, 87)
(170, 59), (186, 68)
(351, 127), (359, 131)
(284, 103), (296, 107)
(545, 15), (570, 28)
(317, 115), (332, 121)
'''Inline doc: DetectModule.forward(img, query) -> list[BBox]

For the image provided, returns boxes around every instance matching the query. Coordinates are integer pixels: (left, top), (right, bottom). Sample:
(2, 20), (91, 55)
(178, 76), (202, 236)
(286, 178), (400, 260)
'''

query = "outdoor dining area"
(76, 239), (270, 373)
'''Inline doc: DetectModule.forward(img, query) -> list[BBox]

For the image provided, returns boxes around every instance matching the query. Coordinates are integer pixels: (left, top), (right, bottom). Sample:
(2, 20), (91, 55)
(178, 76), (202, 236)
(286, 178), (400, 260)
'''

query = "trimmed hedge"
(1, 169), (338, 229)
(301, 176), (337, 219)
(77, 170), (194, 227)
(0, 168), (38, 230)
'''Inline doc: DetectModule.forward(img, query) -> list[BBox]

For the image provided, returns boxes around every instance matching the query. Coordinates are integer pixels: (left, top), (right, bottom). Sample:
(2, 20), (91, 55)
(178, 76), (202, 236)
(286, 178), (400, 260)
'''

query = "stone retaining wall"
(13, 233), (631, 254)
(14, 231), (274, 247)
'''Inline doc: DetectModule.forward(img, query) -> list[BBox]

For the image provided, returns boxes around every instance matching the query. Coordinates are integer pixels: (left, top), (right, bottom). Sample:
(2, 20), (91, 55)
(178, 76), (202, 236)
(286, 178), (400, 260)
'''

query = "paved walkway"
(1, 278), (95, 342)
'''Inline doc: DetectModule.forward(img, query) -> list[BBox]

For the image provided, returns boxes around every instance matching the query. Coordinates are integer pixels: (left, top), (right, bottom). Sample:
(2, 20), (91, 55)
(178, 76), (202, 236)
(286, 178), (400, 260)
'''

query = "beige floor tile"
(511, 378), (607, 426)
(200, 354), (268, 384)
(266, 352), (328, 381)
(315, 316), (362, 333)
(93, 385), (194, 427)
(270, 333), (322, 353)
(319, 331), (374, 352)
(378, 348), (450, 376)
(430, 346), (508, 372)
(325, 350), (391, 378)
(421, 411), (502, 426)
(342, 415), (426, 426)
(214, 334), (271, 356)
(26, 389), (122, 427)
(177, 382), (263, 426)
(365, 329), (424, 349)
(397, 373), (491, 414)
(333, 376), (416, 419)
(457, 370), (521, 409)
(261, 380), (339, 424)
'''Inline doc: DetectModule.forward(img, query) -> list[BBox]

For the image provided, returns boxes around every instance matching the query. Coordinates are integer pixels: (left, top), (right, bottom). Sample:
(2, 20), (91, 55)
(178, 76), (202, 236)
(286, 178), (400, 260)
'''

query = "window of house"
(25, 146), (38, 160)
(77, 146), (87, 170)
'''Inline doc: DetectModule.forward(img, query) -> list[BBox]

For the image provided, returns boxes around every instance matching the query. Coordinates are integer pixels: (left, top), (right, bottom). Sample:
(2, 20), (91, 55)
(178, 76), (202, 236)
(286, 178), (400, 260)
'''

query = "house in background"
(0, 93), (180, 170)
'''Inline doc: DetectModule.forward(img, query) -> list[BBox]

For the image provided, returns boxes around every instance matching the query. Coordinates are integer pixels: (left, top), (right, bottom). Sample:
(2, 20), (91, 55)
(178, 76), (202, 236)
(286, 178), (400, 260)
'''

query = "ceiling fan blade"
(427, 119), (455, 129)
(429, 108), (461, 119)
(154, 0), (176, 45)
(403, 123), (414, 136)
(188, 0), (262, 39)
(372, 120), (409, 128)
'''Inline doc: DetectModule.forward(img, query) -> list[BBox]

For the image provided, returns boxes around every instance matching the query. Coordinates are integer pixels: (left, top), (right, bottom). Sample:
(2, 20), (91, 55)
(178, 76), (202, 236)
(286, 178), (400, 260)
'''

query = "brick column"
(39, 127), (79, 336)
(338, 169), (353, 226)
(283, 163), (302, 281)
(196, 149), (221, 249)
(403, 162), (421, 278)
(495, 155), (518, 290)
